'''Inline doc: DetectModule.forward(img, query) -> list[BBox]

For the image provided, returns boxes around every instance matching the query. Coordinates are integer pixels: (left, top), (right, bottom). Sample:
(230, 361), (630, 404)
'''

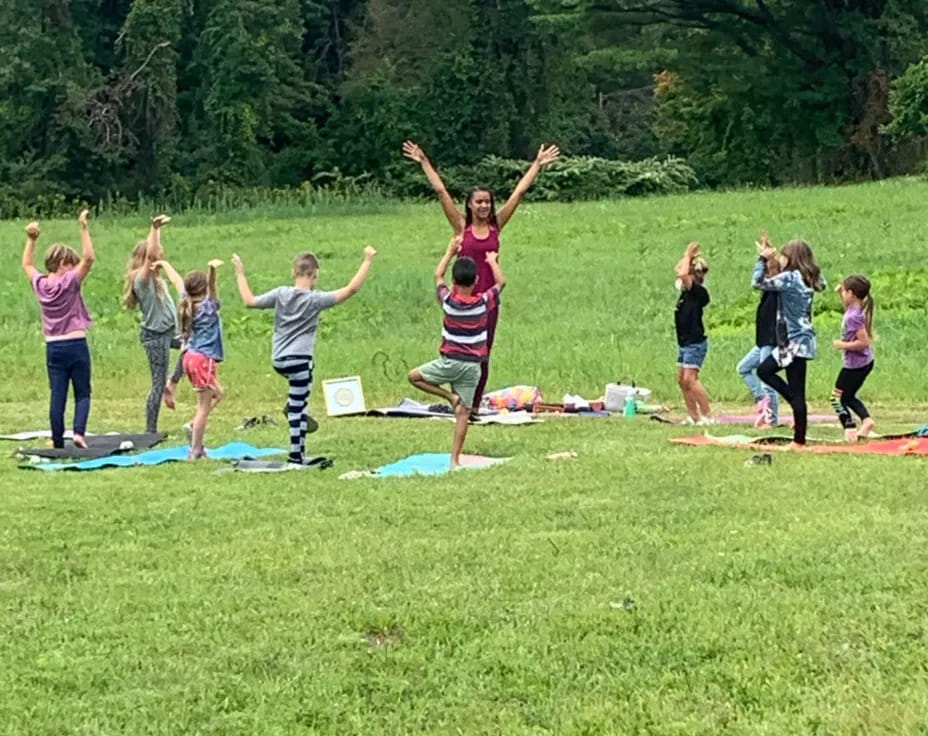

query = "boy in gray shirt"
(232, 247), (376, 464)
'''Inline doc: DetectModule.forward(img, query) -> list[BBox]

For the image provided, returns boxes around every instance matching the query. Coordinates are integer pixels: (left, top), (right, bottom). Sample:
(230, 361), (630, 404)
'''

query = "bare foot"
(858, 418), (875, 437)
(163, 382), (176, 410)
(844, 428), (858, 443)
(788, 442), (807, 451)
(72, 434), (88, 449)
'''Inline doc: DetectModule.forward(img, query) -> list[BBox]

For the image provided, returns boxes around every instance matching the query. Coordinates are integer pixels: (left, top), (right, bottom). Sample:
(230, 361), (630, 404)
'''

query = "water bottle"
(623, 392), (637, 418)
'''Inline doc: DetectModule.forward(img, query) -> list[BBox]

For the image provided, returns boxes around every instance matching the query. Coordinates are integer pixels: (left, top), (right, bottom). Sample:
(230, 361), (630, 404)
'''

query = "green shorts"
(416, 356), (481, 409)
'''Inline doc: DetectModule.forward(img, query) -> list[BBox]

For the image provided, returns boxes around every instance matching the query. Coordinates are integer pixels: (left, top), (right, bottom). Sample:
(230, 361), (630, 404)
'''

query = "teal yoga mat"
(22, 442), (284, 471)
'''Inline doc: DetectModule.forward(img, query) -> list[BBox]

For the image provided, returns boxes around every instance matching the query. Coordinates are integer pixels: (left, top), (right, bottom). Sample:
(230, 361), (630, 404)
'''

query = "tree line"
(3, 0), (928, 217)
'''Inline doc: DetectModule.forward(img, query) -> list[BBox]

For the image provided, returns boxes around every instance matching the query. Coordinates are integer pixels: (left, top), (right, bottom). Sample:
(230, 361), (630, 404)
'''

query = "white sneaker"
(697, 416), (717, 426)
(183, 421), (193, 442)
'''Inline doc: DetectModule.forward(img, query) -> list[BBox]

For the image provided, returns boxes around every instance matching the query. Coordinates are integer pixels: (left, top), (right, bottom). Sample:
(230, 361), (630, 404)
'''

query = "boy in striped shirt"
(409, 234), (506, 468)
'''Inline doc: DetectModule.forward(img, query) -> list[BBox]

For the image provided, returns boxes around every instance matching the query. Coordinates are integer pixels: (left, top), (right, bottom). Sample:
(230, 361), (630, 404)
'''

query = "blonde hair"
(293, 252), (319, 278)
(692, 257), (709, 286)
(44, 244), (80, 273)
(178, 271), (208, 340)
(122, 240), (165, 309)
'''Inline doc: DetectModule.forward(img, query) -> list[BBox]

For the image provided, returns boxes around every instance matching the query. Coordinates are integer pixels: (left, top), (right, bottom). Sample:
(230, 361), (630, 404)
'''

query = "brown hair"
(293, 252), (319, 278)
(842, 275), (874, 336)
(178, 271), (208, 340)
(465, 187), (499, 229)
(44, 244), (80, 273)
(122, 240), (165, 309)
(780, 239), (823, 291)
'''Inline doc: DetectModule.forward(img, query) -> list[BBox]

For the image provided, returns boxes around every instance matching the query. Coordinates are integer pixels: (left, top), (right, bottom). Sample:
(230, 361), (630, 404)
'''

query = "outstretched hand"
(402, 140), (427, 164)
(25, 222), (40, 240)
(535, 144), (560, 167)
(78, 209), (90, 228)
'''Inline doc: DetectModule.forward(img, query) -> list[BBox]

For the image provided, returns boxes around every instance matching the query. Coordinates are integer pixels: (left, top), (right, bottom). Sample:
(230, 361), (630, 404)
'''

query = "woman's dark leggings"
(758, 356), (808, 444)
(831, 362), (874, 429)
(46, 338), (92, 448)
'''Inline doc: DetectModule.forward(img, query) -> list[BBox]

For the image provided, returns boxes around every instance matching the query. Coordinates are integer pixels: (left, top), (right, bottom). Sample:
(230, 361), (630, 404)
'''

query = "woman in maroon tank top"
(403, 140), (560, 416)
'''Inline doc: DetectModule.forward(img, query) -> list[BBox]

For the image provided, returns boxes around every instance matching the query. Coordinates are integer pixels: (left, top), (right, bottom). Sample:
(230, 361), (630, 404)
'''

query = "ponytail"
(862, 294), (874, 337)
(178, 296), (197, 341)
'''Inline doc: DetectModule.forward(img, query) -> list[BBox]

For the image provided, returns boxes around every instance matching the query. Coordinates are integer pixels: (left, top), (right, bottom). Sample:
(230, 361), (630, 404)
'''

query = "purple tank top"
(459, 225), (500, 295)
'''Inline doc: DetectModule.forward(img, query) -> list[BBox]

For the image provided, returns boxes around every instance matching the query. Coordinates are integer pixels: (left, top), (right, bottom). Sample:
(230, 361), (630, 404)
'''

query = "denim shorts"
(677, 339), (708, 370)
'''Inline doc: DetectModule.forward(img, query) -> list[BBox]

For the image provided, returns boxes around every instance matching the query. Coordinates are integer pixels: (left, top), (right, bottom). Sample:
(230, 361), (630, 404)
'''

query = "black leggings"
(758, 356), (808, 444)
(831, 362), (874, 430)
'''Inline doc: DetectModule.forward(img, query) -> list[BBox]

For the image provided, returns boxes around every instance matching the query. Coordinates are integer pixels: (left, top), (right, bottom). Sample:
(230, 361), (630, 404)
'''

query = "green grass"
(2, 180), (928, 734)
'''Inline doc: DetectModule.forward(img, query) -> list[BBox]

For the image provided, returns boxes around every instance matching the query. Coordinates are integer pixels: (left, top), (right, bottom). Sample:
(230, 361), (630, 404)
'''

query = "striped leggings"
(273, 355), (313, 463)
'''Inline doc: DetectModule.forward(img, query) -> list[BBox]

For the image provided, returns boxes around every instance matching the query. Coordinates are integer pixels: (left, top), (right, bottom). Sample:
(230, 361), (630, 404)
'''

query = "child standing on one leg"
(674, 241), (714, 425)
(122, 214), (177, 433)
(177, 260), (225, 460)
(831, 275), (876, 442)
(754, 238), (826, 449)
(231, 247), (377, 465)
(22, 211), (96, 449)
(737, 232), (780, 428)
(408, 235), (505, 469)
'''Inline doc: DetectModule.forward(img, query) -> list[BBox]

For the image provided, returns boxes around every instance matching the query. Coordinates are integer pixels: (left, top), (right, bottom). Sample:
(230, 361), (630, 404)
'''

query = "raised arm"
(333, 247), (377, 304)
(231, 254), (256, 307)
(153, 259), (185, 296)
(140, 214), (171, 283)
(403, 141), (465, 233)
(496, 144), (560, 230)
(22, 222), (40, 280)
(675, 241), (699, 290)
(75, 209), (95, 282)
(486, 251), (506, 291)
(207, 259), (222, 299)
(434, 235), (461, 286)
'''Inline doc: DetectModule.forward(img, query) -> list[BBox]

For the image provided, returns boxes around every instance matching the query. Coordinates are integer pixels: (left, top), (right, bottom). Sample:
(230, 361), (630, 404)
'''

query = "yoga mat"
(653, 414), (835, 426)
(671, 434), (928, 455)
(0, 430), (101, 441)
(340, 453), (511, 479)
(23, 442), (284, 471)
(18, 433), (166, 460)
(232, 457), (334, 473)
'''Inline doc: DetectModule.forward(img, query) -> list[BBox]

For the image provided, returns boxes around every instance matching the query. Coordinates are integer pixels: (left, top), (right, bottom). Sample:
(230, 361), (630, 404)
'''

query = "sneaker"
(683, 417), (698, 425)
(183, 421), (193, 442)
(696, 416), (717, 426)
(754, 397), (770, 428)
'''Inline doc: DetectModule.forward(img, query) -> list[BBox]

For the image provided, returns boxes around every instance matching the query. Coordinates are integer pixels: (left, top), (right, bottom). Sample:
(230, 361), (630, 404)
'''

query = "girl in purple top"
(403, 140), (560, 417)
(831, 275), (876, 442)
(21, 211), (96, 449)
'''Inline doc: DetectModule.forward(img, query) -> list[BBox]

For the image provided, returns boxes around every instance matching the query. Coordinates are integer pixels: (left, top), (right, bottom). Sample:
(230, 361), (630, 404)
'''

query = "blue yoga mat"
(24, 442), (284, 472)
(341, 453), (510, 479)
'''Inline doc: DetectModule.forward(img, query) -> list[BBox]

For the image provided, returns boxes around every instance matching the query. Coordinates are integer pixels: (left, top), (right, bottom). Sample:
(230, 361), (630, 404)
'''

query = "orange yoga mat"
(671, 434), (928, 456)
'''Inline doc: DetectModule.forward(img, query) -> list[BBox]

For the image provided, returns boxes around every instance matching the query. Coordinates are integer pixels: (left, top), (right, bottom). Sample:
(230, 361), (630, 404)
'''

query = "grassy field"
(2, 180), (928, 734)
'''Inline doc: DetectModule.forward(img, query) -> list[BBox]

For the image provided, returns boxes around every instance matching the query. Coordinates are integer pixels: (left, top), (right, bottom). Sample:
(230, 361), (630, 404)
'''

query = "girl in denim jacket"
(753, 237), (826, 448)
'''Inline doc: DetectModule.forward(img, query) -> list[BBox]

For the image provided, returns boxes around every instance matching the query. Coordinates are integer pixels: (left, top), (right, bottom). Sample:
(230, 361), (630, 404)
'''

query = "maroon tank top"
(459, 225), (500, 295)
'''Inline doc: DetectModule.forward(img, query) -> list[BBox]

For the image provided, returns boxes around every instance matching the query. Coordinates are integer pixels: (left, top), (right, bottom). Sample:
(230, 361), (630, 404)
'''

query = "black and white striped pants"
(273, 355), (313, 463)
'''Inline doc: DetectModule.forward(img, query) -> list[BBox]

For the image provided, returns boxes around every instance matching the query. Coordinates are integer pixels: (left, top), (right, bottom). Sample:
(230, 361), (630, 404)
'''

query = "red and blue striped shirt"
(436, 282), (500, 362)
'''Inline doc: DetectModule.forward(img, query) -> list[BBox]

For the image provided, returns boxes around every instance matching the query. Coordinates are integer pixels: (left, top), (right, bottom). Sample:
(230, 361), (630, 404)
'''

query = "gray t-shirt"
(134, 275), (177, 334)
(255, 286), (338, 360)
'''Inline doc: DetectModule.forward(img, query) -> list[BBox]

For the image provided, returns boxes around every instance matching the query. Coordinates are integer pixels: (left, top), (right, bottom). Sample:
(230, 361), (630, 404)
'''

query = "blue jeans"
(46, 338), (92, 448)
(737, 345), (779, 420)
